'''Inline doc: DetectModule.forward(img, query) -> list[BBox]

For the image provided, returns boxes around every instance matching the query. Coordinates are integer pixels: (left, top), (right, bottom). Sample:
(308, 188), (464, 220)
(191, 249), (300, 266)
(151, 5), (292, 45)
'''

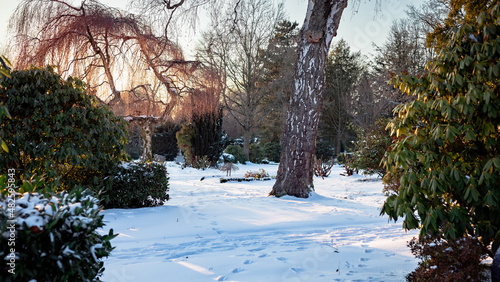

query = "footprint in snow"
(360, 257), (369, 262)
(291, 267), (304, 273)
(232, 268), (244, 273)
(385, 252), (395, 257)
(276, 257), (287, 262)
(215, 275), (227, 281)
(243, 260), (254, 265)
(364, 249), (374, 253)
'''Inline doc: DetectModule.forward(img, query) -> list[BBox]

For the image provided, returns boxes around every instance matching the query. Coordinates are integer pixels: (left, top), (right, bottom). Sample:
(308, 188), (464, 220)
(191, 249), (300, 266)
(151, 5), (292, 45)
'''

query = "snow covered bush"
(406, 235), (488, 281)
(99, 162), (169, 209)
(382, 3), (500, 258)
(0, 176), (115, 281)
(0, 66), (127, 191)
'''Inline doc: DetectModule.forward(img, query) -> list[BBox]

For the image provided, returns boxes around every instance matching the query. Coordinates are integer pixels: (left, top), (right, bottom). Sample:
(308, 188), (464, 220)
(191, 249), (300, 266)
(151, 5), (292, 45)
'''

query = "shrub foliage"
(0, 176), (115, 281)
(99, 162), (170, 209)
(263, 142), (281, 163)
(0, 66), (128, 190)
(351, 118), (391, 177)
(406, 235), (488, 281)
(224, 145), (248, 164)
(382, 4), (500, 256)
(176, 109), (226, 168)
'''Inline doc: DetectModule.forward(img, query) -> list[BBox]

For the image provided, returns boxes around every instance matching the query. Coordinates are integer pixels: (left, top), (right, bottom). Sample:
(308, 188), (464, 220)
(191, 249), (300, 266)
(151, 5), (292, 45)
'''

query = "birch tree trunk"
(270, 0), (348, 198)
(140, 121), (153, 162)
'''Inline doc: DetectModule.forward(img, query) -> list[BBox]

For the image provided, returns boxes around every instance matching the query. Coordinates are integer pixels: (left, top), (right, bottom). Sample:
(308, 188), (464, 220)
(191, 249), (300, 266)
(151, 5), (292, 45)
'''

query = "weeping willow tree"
(9, 0), (216, 161)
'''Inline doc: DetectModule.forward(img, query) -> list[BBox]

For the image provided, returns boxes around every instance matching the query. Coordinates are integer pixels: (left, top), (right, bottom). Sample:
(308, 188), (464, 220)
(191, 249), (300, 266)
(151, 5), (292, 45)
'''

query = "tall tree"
(259, 20), (299, 144)
(9, 0), (210, 161)
(270, 0), (348, 198)
(196, 0), (284, 159)
(319, 39), (364, 156)
(371, 18), (434, 116)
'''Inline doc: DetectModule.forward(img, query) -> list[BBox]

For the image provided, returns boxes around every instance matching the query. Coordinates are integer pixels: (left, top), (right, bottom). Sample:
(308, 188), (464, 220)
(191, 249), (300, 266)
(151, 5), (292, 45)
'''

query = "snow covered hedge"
(0, 177), (115, 281)
(99, 162), (170, 209)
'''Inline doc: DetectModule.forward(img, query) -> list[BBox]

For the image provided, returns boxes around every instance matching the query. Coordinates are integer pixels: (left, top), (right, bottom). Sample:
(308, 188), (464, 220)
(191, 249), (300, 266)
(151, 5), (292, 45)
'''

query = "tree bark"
(270, 0), (347, 198)
(125, 116), (159, 162)
(243, 129), (251, 160)
(140, 121), (153, 162)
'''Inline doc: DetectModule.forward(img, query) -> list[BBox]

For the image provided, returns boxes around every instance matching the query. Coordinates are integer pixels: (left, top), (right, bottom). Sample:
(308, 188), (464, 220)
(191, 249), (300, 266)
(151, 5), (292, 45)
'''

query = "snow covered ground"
(100, 162), (419, 282)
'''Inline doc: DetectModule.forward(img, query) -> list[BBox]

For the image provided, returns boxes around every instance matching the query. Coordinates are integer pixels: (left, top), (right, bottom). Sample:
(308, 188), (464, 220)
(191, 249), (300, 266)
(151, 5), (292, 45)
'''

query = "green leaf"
(1, 139), (8, 152)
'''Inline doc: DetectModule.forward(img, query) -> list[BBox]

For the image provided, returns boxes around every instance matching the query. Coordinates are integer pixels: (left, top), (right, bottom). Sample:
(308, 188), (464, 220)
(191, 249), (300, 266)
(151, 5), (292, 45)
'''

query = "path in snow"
(100, 163), (418, 281)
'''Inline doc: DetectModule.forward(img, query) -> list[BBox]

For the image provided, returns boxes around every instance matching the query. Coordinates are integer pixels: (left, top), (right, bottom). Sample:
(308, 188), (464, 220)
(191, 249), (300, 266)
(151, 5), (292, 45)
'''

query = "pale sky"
(0, 0), (425, 59)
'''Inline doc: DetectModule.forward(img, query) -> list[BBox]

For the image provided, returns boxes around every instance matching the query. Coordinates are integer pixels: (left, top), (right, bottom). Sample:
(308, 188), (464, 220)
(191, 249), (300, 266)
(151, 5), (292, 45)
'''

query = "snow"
(100, 162), (418, 281)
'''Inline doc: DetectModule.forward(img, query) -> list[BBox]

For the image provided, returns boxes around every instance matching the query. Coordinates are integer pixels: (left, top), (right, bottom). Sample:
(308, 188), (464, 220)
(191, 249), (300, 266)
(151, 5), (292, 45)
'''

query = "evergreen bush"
(382, 4), (500, 257)
(152, 121), (181, 161)
(176, 109), (226, 168)
(0, 66), (128, 191)
(263, 142), (281, 163)
(225, 145), (247, 164)
(351, 118), (391, 177)
(315, 139), (335, 160)
(249, 143), (264, 163)
(99, 162), (169, 209)
(0, 176), (115, 281)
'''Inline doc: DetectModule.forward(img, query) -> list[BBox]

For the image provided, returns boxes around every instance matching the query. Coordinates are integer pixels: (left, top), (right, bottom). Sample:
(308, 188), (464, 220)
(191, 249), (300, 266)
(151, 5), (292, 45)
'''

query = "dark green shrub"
(249, 143), (264, 163)
(176, 122), (196, 166)
(263, 142), (281, 163)
(125, 123), (142, 160)
(336, 152), (346, 165)
(176, 109), (227, 168)
(225, 145), (247, 164)
(0, 175), (116, 281)
(382, 4), (500, 255)
(152, 121), (181, 161)
(0, 66), (128, 191)
(315, 139), (335, 160)
(99, 162), (169, 209)
(406, 235), (488, 281)
(351, 118), (391, 177)
(382, 168), (403, 196)
(191, 109), (227, 167)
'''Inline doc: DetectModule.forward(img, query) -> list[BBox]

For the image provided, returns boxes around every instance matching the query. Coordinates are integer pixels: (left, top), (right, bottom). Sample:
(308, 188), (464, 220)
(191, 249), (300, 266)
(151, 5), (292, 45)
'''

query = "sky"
(0, 0), (426, 59)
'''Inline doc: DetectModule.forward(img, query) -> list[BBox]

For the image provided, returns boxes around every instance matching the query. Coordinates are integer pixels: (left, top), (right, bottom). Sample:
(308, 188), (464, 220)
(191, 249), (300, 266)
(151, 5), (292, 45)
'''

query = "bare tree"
(9, 0), (208, 161)
(372, 18), (434, 117)
(195, 0), (284, 158)
(270, 0), (348, 198)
